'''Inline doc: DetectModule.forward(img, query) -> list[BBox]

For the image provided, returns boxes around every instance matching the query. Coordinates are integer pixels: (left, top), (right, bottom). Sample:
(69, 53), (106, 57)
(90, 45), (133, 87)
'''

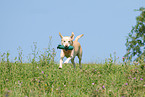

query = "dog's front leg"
(64, 50), (74, 64)
(64, 57), (71, 64)
(59, 50), (64, 69)
(64, 56), (76, 68)
(59, 57), (64, 69)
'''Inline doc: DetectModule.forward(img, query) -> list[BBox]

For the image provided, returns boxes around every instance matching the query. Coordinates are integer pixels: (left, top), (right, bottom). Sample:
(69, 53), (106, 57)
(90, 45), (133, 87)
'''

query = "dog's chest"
(63, 50), (72, 57)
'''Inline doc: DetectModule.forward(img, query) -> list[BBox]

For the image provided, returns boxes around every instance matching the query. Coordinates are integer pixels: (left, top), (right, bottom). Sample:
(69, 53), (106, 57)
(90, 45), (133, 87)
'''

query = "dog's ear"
(59, 32), (63, 39)
(70, 32), (74, 40)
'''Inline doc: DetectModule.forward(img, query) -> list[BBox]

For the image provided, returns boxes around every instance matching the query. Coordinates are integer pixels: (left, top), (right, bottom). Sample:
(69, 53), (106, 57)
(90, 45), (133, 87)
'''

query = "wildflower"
(140, 78), (143, 80)
(7, 90), (11, 93)
(122, 57), (125, 62)
(135, 67), (137, 69)
(102, 85), (105, 88)
(64, 85), (66, 87)
(37, 66), (39, 68)
(134, 77), (136, 79)
(92, 83), (95, 85)
(125, 83), (128, 85)
(6, 79), (9, 82)
(42, 71), (44, 73)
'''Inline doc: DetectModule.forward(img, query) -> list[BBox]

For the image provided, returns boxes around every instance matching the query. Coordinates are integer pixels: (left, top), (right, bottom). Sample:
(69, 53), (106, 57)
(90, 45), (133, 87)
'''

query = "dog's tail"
(74, 34), (84, 42)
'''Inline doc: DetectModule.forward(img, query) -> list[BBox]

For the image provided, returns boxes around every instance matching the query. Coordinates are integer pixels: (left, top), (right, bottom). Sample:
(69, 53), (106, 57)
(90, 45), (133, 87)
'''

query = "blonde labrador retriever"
(59, 32), (84, 69)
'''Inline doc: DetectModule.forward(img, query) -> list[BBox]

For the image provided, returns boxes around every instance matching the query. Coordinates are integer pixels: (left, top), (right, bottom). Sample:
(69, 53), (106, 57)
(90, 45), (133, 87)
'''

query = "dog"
(59, 32), (84, 69)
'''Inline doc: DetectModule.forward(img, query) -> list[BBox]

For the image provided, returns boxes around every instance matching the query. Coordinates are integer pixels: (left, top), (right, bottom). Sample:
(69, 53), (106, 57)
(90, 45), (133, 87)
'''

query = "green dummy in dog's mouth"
(57, 45), (73, 51)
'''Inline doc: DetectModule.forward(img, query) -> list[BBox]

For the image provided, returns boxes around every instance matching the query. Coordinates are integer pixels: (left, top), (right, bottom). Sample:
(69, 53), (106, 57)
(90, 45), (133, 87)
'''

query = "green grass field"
(0, 43), (145, 97)
(0, 60), (145, 97)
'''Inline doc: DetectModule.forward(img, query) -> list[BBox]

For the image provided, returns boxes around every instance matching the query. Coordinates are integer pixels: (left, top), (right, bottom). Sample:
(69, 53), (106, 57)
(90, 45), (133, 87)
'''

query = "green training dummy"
(57, 45), (73, 51)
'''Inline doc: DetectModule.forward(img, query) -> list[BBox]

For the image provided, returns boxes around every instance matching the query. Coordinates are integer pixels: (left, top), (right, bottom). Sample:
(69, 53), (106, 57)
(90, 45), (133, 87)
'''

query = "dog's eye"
(68, 41), (70, 43)
(64, 41), (66, 42)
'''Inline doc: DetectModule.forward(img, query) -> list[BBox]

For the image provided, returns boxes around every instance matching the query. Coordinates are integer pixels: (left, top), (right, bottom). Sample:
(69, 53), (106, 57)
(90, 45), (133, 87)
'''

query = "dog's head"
(59, 32), (74, 48)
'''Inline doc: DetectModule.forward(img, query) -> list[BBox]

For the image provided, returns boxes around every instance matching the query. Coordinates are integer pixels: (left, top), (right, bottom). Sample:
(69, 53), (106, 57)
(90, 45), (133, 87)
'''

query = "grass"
(0, 61), (145, 97)
(0, 42), (145, 97)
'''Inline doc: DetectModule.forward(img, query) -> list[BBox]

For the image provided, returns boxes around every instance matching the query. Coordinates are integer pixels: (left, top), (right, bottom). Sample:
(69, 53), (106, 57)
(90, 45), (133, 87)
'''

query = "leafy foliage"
(125, 7), (145, 61)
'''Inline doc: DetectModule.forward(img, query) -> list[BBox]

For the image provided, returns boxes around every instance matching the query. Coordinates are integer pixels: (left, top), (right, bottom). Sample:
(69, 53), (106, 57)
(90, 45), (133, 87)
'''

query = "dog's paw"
(79, 66), (82, 69)
(64, 61), (68, 64)
(59, 66), (62, 69)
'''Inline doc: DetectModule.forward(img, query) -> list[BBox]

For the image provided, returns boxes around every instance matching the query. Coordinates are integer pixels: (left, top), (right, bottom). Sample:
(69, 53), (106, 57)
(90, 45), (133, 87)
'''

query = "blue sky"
(0, 0), (145, 63)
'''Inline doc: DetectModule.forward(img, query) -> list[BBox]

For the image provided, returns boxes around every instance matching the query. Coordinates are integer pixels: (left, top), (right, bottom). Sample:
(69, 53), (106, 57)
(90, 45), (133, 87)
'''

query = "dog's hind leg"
(71, 58), (76, 69)
(78, 48), (82, 69)
(78, 56), (82, 69)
